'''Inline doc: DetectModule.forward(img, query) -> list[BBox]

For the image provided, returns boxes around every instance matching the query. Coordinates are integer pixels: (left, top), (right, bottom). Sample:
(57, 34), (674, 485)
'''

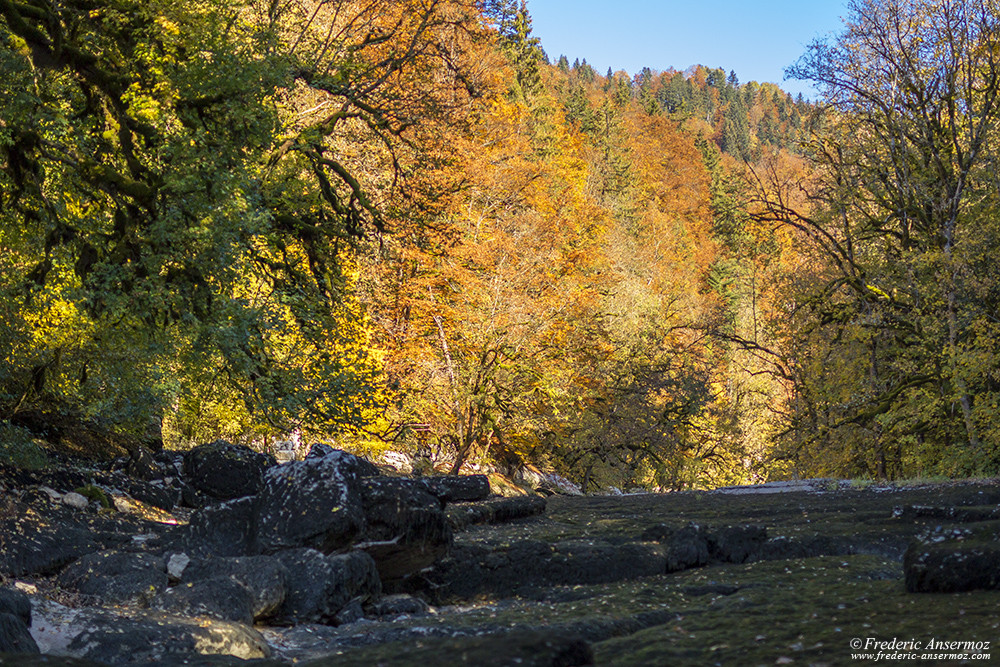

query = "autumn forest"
(2, 0), (999, 489)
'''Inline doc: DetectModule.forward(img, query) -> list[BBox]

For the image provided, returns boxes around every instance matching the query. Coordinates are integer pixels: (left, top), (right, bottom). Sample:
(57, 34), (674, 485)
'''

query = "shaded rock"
(154, 450), (184, 476)
(150, 577), (255, 625)
(182, 555), (289, 621)
(709, 525), (768, 564)
(256, 456), (366, 554)
(369, 594), (430, 619)
(549, 541), (666, 585)
(333, 599), (365, 625)
(420, 475), (490, 503)
(272, 549), (381, 625)
(904, 538), (1000, 593)
(179, 480), (208, 509)
(183, 496), (259, 557)
(66, 610), (270, 664)
(183, 440), (276, 500)
(358, 477), (452, 581)
(893, 504), (1000, 522)
(56, 551), (167, 604)
(106, 475), (179, 512)
(757, 533), (862, 561)
(413, 539), (665, 604)
(447, 495), (546, 530)
(0, 587), (32, 627)
(0, 613), (39, 654)
(304, 444), (381, 478)
(0, 502), (102, 577)
(0, 655), (102, 665)
(664, 524), (710, 572)
(681, 583), (742, 597)
(124, 446), (160, 481)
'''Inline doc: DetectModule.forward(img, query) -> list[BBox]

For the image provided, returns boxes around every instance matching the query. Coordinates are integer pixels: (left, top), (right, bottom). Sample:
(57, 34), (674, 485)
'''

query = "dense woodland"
(1, 0), (999, 489)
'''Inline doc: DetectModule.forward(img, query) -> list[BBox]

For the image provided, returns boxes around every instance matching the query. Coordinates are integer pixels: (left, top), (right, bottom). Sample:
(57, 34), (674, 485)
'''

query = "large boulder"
(641, 523), (711, 572)
(709, 525), (768, 564)
(183, 496), (259, 557)
(0, 500), (103, 577)
(0, 612), (39, 654)
(65, 610), (270, 664)
(56, 551), (168, 604)
(304, 444), (382, 478)
(183, 440), (276, 500)
(0, 588), (38, 654)
(150, 577), (256, 625)
(255, 456), (367, 554)
(0, 587), (33, 628)
(124, 445), (160, 481)
(272, 549), (381, 625)
(358, 478), (453, 581)
(181, 555), (289, 621)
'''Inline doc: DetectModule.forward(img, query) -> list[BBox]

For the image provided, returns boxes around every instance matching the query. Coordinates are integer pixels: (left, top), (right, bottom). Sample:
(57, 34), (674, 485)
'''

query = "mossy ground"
(596, 556), (998, 666)
(310, 482), (1000, 665)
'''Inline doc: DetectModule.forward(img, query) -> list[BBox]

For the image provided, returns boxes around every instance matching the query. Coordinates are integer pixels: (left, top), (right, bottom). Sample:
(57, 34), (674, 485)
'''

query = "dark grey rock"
(183, 496), (259, 557)
(256, 456), (366, 553)
(413, 539), (666, 604)
(0, 612), (39, 654)
(757, 533), (860, 561)
(304, 444), (381, 478)
(664, 524), (710, 572)
(150, 577), (255, 625)
(183, 440), (276, 500)
(369, 594), (430, 619)
(709, 525), (768, 564)
(272, 549), (381, 625)
(447, 495), (546, 530)
(0, 655), (103, 665)
(0, 587), (32, 627)
(91, 471), (178, 511)
(904, 538), (1000, 593)
(66, 610), (270, 664)
(56, 551), (167, 604)
(124, 446), (159, 481)
(358, 477), (452, 581)
(181, 555), (289, 620)
(333, 599), (365, 625)
(0, 500), (101, 577)
(420, 475), (490, 503)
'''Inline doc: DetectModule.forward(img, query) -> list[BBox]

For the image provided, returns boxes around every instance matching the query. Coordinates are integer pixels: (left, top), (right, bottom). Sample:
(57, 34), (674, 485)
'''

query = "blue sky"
(525, 0), (850, 97)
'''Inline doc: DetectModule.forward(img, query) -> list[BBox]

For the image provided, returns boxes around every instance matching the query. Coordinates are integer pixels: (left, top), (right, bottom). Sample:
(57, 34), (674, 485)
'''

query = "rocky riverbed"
(1, 445), (998, 666)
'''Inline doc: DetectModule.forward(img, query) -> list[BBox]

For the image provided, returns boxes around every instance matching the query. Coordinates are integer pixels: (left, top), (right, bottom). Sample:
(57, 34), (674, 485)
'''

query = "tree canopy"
(2, 0), (998, 486)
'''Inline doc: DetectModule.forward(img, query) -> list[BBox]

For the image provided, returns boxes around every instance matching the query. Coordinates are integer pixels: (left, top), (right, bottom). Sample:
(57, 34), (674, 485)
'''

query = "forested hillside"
(1, 0), (998, 488)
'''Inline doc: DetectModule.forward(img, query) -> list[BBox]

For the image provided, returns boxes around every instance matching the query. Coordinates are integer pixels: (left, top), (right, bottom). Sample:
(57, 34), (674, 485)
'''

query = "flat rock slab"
(55, 551), (167, 604)
(712, 479), (838, 495)
(904, 538), (1000, 593)
(447, 495), (546, 530)
(297, 629), (593, 667)
(68, 609), (269, 664)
